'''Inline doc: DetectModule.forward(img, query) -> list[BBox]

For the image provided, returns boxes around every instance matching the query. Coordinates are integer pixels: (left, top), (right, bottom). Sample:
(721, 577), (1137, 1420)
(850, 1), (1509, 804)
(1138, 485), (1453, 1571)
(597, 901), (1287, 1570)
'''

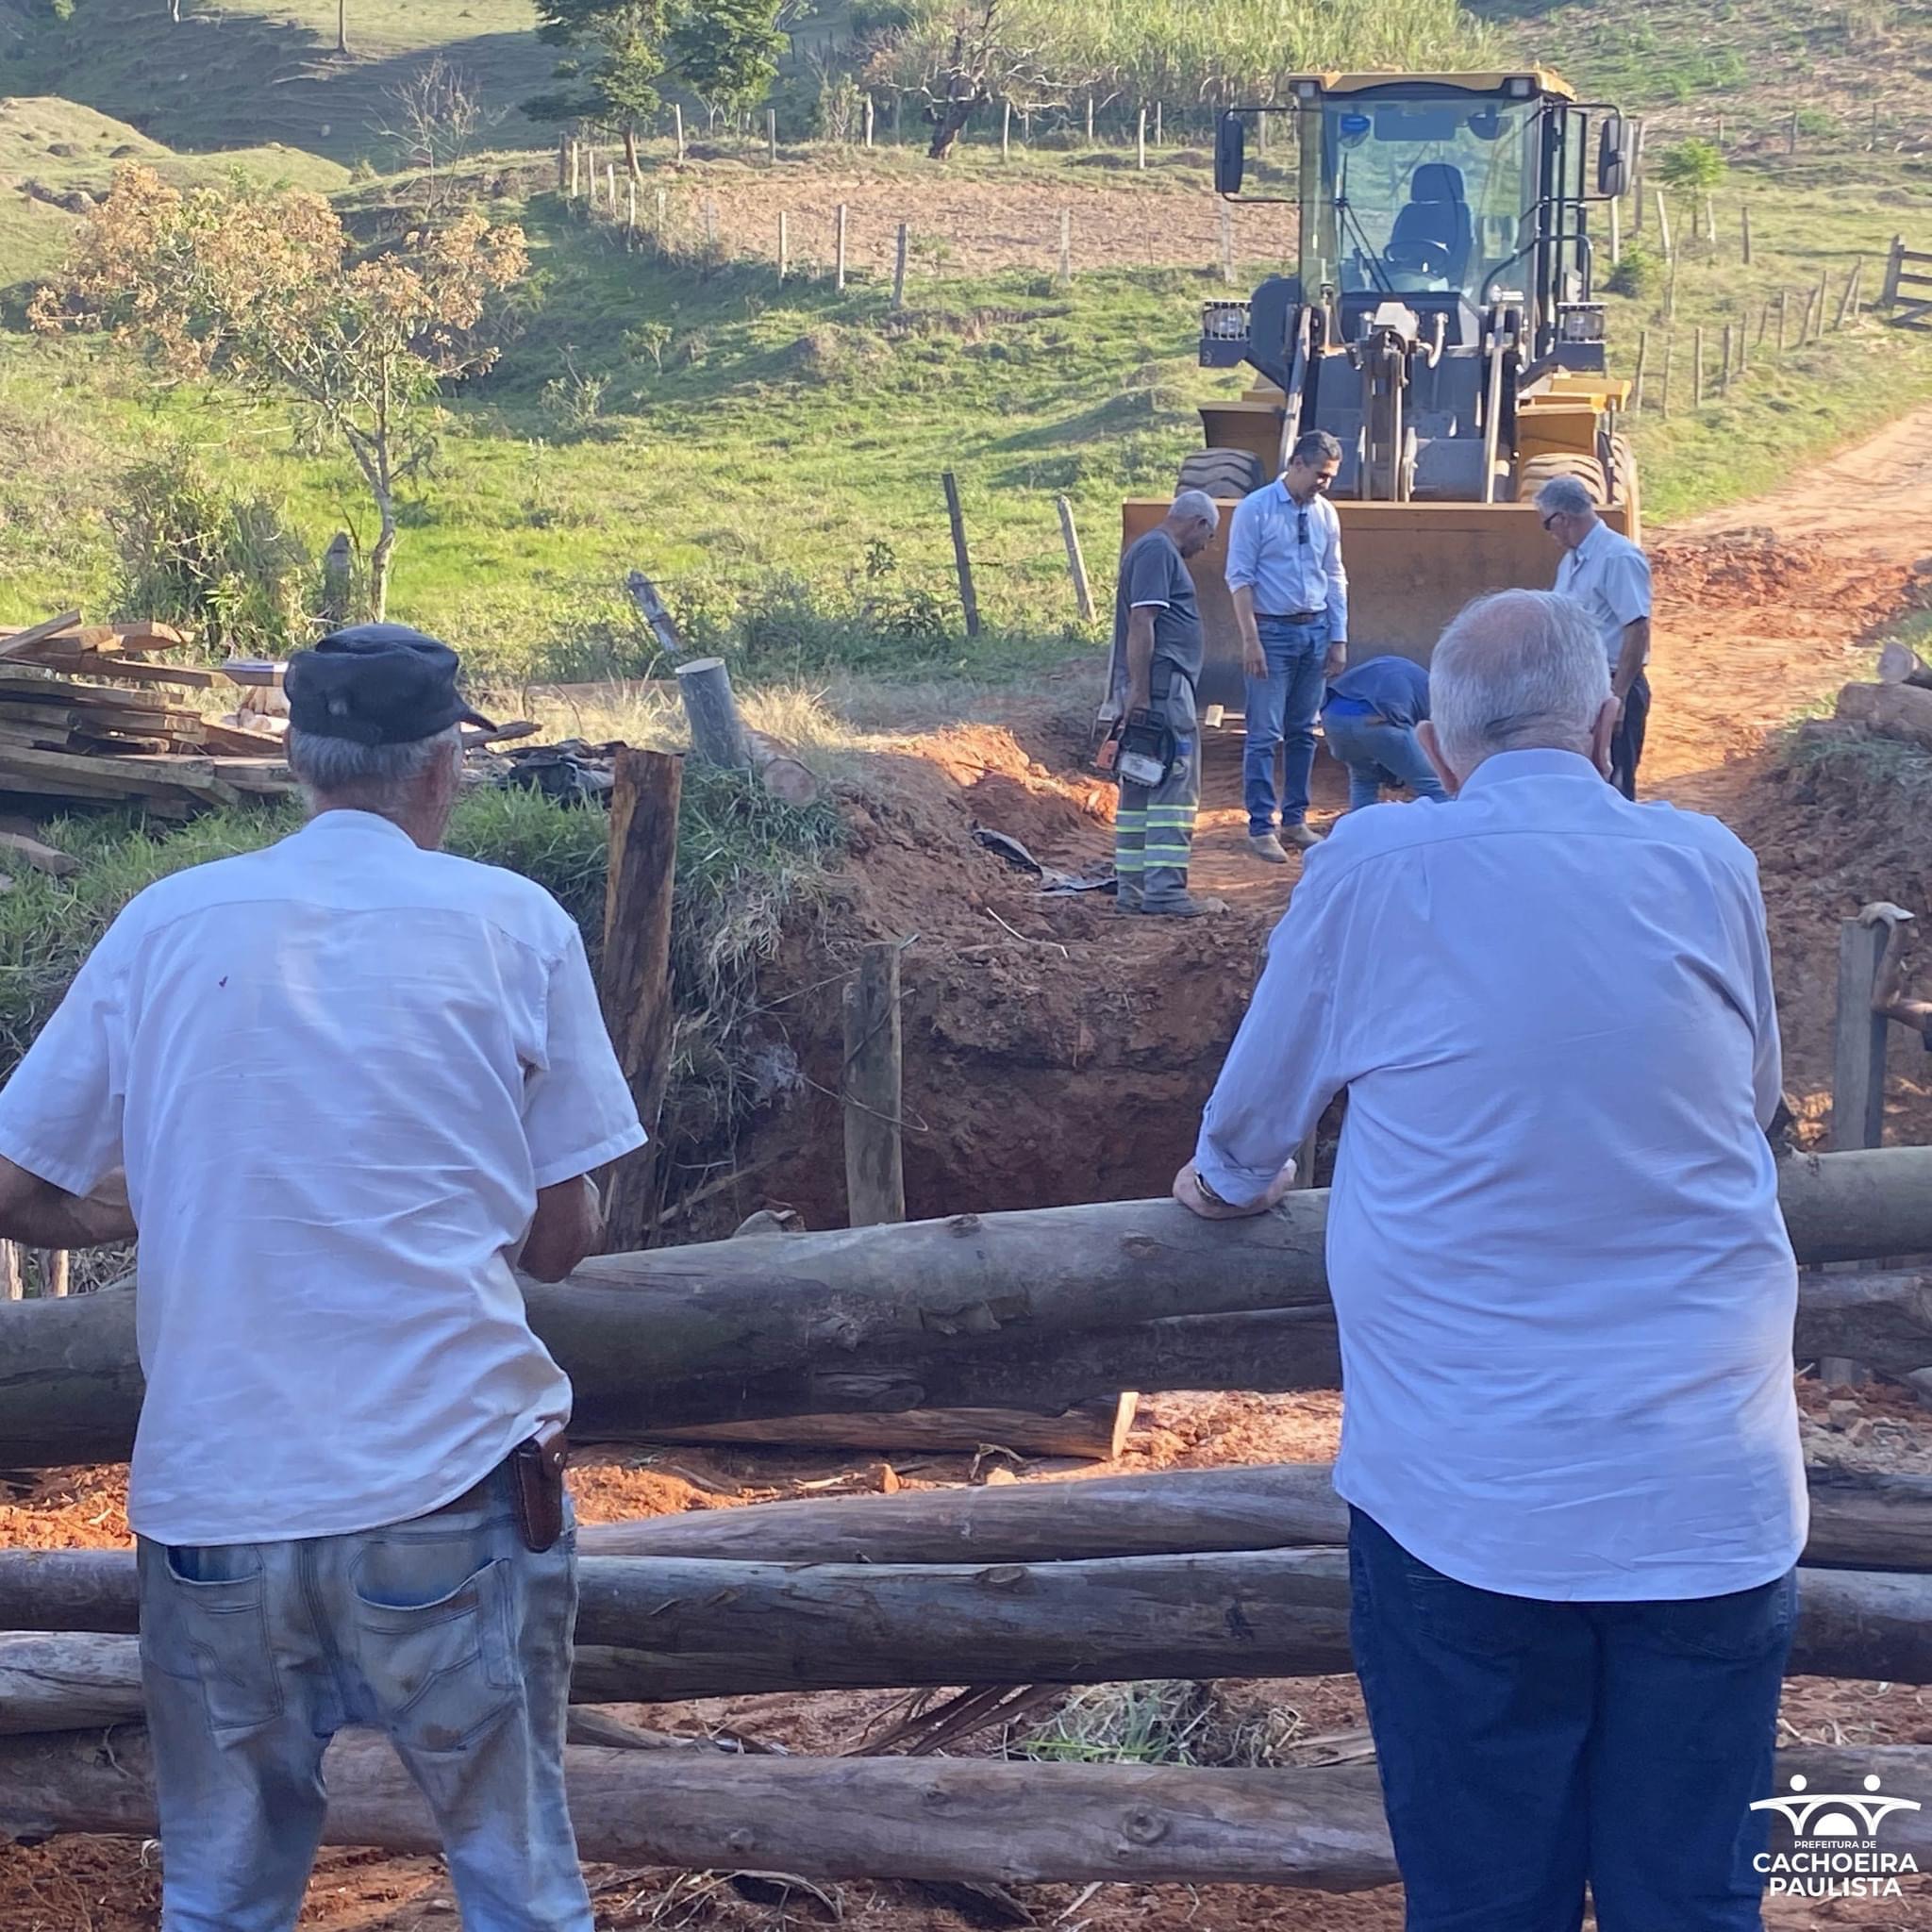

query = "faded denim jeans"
(138, 1464), (591, 1932)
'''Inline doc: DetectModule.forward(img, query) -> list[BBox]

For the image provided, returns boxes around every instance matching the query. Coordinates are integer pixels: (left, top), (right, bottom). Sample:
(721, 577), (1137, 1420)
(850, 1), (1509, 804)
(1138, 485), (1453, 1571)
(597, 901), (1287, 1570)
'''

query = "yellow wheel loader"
(1115, 70), (1639, 719)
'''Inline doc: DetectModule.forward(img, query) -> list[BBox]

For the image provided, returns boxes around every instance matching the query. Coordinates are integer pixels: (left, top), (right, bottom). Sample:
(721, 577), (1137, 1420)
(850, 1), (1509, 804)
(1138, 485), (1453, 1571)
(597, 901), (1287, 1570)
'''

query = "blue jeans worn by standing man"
(1321, 703), (1448, 812)
(139, 1463), (591, 1932)
(1243, 614), (1329, 836)
(1348, 1507), (1796, 1932)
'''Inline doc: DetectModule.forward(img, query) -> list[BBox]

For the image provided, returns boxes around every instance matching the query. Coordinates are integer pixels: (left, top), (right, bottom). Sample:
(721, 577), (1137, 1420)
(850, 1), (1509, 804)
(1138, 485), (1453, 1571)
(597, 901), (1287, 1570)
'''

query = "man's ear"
(1418, 721), (1460, 797)
(1590, 697), (1619, 779)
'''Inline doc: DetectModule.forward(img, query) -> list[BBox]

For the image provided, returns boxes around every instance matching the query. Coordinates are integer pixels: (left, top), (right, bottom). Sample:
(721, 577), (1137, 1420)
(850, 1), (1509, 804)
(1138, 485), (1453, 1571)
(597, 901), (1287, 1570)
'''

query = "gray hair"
(1291, 429), (1342, 467)
(1533, 475), (1595, 518)
(1170, 488), (1221, 529)
(1430, 590), (1610, 771)
(285, 725), (462, 815)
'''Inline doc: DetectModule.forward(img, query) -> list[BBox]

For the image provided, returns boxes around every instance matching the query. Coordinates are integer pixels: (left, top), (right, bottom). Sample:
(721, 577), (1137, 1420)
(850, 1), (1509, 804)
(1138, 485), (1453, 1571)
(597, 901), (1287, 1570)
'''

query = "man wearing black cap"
(0, 625), (643, 1930)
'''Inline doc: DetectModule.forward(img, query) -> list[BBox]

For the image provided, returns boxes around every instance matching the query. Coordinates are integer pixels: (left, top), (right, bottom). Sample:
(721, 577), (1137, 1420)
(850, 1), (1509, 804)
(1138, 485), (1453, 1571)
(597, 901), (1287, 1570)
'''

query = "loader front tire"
(1515, 451), (1608, 507)
(1178, 447), (1266, 501)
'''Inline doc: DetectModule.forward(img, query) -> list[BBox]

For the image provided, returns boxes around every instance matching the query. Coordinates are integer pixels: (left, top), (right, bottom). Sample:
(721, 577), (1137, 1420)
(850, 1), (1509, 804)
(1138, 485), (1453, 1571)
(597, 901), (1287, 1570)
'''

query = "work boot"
(1141, 893), (1227, 918)
(1112, 891), (1144, 916)
(1280, 821), (1323, 851)
(1248, 832), (1290, 864)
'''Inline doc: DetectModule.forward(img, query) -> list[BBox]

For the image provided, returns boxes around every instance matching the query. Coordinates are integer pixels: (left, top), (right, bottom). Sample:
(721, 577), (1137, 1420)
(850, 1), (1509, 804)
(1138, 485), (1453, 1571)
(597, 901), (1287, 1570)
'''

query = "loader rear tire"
(1515, 452), (1607, 507)
(1178, 447), (1266, 501)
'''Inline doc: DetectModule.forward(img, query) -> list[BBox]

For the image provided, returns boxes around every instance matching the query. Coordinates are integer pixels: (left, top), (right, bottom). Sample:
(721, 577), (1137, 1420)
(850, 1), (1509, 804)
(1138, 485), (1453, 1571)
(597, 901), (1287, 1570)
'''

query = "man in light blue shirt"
(1224, 428), (1348, 860)
(1174, 590), (1803, 1932)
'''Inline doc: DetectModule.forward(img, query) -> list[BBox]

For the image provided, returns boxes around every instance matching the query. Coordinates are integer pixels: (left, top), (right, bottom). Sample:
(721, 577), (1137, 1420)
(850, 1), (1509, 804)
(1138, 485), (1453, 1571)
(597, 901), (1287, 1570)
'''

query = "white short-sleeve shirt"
(0, 809), (645, 1545)
(1555, 519), (1653, 665)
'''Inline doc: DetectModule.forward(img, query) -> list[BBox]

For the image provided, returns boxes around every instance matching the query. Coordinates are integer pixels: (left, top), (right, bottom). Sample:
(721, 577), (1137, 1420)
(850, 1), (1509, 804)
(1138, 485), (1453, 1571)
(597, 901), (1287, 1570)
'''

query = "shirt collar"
(296, 808), (419, 846)
(1457, 748), (1604, 794)
(1570, 519), (1611, 563)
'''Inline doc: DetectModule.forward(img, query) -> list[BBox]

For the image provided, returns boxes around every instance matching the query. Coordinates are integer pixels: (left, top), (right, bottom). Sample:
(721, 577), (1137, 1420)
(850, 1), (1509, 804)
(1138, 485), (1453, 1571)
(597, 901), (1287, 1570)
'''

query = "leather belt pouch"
(509, 1422), (570, 1553)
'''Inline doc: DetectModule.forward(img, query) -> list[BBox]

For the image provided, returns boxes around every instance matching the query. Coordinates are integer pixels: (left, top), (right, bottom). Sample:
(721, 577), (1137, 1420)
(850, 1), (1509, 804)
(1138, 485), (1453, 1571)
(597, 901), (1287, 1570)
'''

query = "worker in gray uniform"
(1109, 489), (1221, 917)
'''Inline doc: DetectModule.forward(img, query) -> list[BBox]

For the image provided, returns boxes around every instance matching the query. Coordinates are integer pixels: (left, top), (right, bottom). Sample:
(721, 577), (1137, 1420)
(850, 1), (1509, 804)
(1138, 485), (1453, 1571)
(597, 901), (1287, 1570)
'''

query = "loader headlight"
(1558, 304), (1606, 343)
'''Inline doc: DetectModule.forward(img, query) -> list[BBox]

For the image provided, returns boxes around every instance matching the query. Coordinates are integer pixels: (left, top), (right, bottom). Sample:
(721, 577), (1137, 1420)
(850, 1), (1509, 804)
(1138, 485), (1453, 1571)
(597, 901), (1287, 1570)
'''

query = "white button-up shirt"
(1225, 480), (1350, 640)
(0, 809), (645, 1546)
(1555, 518), (1652, 666)
(1193, 751), (1804, 1602)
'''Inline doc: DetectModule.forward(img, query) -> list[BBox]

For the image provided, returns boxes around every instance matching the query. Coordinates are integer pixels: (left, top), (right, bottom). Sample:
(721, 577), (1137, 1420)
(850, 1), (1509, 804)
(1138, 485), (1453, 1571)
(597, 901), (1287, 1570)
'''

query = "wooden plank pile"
(0, 611), (293, 817)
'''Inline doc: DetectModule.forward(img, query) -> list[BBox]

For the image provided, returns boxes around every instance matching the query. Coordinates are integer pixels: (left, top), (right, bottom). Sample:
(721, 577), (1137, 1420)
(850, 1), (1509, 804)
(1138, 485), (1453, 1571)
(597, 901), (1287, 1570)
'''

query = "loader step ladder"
(1881, 235), (1932, 331)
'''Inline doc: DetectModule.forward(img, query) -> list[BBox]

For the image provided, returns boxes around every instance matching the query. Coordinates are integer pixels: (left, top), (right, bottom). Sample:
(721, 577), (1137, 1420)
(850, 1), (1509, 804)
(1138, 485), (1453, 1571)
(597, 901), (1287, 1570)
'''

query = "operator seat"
(1387, 164), (1474, 287)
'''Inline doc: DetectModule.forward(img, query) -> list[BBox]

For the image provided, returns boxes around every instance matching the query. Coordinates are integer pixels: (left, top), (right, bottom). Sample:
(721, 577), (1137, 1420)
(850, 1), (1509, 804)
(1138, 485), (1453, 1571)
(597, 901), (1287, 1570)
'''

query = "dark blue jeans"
(1242, 614), (1329, 833)
(1321, 707), (1448, 811)
(1348, 1507), (1795, 1932)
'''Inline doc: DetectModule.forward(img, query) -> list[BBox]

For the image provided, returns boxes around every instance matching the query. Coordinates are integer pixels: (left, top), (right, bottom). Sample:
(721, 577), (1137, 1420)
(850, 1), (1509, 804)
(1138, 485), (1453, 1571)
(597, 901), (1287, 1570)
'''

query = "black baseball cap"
(284, 625), (496, 746)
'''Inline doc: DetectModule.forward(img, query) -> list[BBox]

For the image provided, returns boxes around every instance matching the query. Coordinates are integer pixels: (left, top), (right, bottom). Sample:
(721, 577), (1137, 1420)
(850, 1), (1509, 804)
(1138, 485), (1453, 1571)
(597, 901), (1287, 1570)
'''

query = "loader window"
(1314, 94), (1538, 308)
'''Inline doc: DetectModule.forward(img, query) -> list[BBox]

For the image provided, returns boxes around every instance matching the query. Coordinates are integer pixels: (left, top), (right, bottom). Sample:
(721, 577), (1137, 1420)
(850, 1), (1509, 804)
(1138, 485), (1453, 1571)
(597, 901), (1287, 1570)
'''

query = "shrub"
(108, 453), (313, 654)
(1657, 138), (1725, 194)
(1606, 242), (1660, 299)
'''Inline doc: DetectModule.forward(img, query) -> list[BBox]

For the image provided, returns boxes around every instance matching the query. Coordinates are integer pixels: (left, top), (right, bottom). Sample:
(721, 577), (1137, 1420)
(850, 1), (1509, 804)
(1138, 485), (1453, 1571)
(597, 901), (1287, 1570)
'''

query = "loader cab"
(1217, 72), (1628, 365)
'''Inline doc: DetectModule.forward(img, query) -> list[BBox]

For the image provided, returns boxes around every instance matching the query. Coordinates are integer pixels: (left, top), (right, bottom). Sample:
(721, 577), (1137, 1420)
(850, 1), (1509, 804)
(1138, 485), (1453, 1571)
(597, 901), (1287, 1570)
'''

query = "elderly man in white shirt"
(1540, 473), (1653, 798)
(1174, 590), (1802, 1932)
(0, 625), (645, 1932)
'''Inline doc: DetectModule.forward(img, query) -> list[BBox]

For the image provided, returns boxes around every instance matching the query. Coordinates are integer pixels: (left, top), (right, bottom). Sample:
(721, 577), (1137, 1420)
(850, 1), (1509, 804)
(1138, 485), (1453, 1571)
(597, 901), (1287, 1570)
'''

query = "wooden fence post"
(1631, 328), (1648, 412)
(599, 747), (683, 1251)
(941, 472), (981, 639)
(778, 209), (789, 282)
(1837, 259), (1862, 328)
(675, 661), (752, 784)
(843, 942), (907, 1229)
(1002, 99), (1012, 161)
(1055, 495), (1095, 622)
(1655, 189), (1673, 262)
(1738, 307), (1749, 372)
(1824, 914), (1892, 1385)
(835, 203), (848, 291)
(674, 103), (686, 162)
(1137, 106), (1147, 171)
(864, 93), (874, 149)
(607, 162), (617, 217)
(1659, 333), (1674, 418)
(1812, 271), (1829, 341)
(1693, 325), (1705, 406)
(768, 108), (777, 164)
(1704, 192), (1717, 247)
(1607, 192), (1621, 264)
(1741, 202), (1753, 266)
(1058, 208), (1072, 286)
(1882, 235), (1907, 311)
(1721, 321), (1733, 391)
(1154, 100), (1163, 146)
(558, 134), (569, 191)
(1085, 95), (1094, 144)
(892, 222), (908, 310)
(569, 139), (580, 200)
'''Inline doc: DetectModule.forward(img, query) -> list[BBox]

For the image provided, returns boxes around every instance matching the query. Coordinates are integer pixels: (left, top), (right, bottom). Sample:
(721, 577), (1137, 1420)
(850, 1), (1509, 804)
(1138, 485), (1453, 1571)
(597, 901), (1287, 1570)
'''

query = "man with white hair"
(1109, 489), (1221, 916)
(1174, 590), (1802, 1930)
(0, 625), (644, 1929)
(1538, 472), (1653, 797)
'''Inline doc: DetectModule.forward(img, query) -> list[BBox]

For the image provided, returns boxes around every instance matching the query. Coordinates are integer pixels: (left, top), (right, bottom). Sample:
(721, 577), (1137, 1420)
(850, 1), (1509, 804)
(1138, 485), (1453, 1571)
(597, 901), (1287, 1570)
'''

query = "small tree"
(1657, 138), (1725, 195)
(32, 166), (526, 620)
(867, 0), (1079, 159)
(526, 0), (786, 176)
(375, 56), (502, 215)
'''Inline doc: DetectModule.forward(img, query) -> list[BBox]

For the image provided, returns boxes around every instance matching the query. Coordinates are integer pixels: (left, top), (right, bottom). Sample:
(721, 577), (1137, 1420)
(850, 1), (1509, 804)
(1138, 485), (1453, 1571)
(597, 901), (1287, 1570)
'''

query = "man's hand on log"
(1172, 1158), (1297, 1220)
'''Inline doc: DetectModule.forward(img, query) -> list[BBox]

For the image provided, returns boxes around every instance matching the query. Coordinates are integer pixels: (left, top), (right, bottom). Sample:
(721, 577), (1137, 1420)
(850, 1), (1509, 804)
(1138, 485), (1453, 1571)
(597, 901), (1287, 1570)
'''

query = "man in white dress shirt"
(0, 625), (645, 1931)
(1540, 473), (1653, 798)
(1225, 428), (1349, 860)
(1174, 590), (1803, 1932)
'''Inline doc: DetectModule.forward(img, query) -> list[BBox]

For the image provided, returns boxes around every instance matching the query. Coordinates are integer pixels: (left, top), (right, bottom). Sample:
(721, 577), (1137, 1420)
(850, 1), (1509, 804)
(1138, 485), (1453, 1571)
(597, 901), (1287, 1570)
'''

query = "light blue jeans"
(1242, 614), (1330, 834)
(138, 1464), (591, 1932)
(1321, 706), (1449, 811)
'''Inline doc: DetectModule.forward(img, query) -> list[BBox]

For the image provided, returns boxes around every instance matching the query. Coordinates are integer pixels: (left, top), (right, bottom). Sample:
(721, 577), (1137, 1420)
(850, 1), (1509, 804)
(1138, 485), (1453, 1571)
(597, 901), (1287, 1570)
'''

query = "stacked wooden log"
(8, 1150), (1932, 1889)
(0, 611), (293, 815)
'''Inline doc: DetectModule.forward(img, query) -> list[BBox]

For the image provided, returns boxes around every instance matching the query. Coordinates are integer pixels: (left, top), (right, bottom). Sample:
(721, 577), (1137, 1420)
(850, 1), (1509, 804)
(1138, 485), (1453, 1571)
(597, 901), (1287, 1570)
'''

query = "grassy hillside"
(0, 96), (349, 283)
(2, 0), (550, 166)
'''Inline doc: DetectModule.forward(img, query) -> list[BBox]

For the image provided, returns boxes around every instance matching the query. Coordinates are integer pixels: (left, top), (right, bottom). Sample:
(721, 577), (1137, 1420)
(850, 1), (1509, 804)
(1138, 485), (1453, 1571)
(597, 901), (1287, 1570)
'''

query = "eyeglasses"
(1541, 512), (1563, 532)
